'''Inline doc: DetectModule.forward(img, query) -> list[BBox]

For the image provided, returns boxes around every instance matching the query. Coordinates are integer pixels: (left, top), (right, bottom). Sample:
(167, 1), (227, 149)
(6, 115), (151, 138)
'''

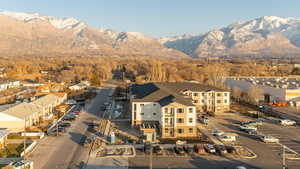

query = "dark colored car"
(58, 122), (71, 128)
(183, 145), (194, 154)
(153, 145), (163, 155)
(215, 145), (227, 155)
(225, 146), (235, 154)
(174, 145), (185, 155)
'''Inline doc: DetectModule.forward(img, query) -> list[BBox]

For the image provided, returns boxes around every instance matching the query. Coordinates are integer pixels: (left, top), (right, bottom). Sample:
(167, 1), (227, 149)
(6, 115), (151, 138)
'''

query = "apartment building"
(130, 82), (230, 139)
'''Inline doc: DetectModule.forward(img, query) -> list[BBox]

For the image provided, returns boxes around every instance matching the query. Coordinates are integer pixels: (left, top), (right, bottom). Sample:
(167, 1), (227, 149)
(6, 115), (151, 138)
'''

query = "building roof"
(0, 102), (41, 119)
(0, 129), (9, 139)
(32, 94), (61, 107)
(131, 82), (226, 106)
(0, 103), (18, 112)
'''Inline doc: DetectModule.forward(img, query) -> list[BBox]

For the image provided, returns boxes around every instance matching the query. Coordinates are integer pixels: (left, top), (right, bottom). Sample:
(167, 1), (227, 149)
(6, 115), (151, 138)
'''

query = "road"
(28, 86), (114, 169)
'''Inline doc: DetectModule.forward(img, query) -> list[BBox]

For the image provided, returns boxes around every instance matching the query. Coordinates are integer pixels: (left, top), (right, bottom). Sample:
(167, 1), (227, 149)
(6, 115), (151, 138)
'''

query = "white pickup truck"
(279, 119), (296, 126)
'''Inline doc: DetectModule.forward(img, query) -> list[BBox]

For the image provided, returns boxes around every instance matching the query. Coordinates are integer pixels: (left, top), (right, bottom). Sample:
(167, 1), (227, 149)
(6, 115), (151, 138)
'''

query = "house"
(130, 82), (230, 139)
(0, 129), (9, 149)
(0, 78), (20, 91)
(0, 102), (42, 132)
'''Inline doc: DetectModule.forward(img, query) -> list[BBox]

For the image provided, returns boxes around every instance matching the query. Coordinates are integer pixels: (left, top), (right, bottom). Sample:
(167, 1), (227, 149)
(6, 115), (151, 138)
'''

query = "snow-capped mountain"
(0, 11), (188, 58)
(160, 16), (300, 57)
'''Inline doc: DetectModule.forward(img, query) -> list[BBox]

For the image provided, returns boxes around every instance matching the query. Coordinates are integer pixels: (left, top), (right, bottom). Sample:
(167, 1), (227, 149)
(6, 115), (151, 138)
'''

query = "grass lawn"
(0, 143), (30, 158)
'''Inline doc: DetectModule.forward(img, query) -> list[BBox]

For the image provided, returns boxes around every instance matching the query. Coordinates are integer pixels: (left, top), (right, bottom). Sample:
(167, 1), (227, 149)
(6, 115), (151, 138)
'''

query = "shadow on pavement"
(69, 132), (87, 145)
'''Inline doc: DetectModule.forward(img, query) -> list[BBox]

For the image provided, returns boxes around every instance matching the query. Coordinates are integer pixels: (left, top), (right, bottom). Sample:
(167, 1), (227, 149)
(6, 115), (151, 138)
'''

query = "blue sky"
(1, 0), (300, 37)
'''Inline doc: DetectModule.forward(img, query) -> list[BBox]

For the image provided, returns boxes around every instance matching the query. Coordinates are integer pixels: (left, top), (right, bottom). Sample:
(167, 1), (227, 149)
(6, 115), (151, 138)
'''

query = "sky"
(1, 0), (300, 37)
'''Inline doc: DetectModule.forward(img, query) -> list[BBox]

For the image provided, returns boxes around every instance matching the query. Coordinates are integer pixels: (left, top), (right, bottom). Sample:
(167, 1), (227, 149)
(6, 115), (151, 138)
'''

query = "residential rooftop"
(131, 82), (226, 106)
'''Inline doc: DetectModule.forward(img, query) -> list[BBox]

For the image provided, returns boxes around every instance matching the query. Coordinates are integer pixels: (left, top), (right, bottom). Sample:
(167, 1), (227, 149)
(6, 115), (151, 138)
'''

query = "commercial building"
(0, 93), (67, 132)
(225, 77), (300, 102)
(130, 82), (230, 139)
(0, 102), (42, 132)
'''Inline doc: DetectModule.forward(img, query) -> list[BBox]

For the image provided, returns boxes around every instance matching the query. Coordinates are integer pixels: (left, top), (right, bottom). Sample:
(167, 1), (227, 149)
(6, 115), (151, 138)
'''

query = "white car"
(239, 125), (257, 131)
(219, 135), (236, 142)
(279, 119), (296, 126)
(212, 129), (224, 136)
(261, 136), (279, 143)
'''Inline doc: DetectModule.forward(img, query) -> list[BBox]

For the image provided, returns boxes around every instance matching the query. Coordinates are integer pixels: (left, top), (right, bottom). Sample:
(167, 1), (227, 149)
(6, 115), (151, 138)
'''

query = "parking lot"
(208, 113), (300, 169)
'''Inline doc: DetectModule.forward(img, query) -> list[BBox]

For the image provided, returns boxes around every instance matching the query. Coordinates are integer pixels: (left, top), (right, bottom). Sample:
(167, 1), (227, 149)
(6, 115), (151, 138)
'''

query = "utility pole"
(149, 143), (153, 169)
(282, 145), (286, 169)
(23, 117), (26, 160)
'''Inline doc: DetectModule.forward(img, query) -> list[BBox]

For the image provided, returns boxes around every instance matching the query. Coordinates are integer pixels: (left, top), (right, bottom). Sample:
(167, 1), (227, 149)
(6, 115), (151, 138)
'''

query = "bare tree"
(247, 86), (263, 104)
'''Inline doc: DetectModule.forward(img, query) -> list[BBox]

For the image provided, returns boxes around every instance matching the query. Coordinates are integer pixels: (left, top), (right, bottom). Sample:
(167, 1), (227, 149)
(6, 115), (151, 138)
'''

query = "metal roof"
(0, 102), (42, 119)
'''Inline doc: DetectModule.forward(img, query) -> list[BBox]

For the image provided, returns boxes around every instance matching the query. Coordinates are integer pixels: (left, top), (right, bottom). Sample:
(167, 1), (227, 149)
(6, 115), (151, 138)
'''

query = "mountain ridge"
(0, 11), (188, 58)
(160, 16), (300, 57)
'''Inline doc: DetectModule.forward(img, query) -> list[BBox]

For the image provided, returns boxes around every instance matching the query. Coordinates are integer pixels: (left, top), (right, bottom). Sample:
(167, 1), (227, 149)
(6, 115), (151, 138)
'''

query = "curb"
(234, 146), (257, 159)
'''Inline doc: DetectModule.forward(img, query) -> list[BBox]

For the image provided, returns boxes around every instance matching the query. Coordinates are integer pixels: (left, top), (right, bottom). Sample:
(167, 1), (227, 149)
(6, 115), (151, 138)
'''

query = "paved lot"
(209, 113), (300, 169)
(28, 86), (114, 169)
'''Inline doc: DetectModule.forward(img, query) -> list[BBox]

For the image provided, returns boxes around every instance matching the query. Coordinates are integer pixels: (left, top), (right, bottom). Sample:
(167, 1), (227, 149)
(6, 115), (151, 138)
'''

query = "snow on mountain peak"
(0, 11), (87, 32)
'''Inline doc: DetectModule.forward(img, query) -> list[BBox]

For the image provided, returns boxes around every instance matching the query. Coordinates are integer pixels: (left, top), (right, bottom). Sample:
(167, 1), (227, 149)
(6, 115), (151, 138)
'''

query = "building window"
(141, 113), (144, 115)
(208, 100), (212, 104)
(164, 107), (168, 113)
(134, 111), (136, 120)
(201, 99), (205, 103)
(194, 100), (198, 103)
(193, 93), (198, 96)
(189, 128), (193, 133)
(201, 93), (205, 96)
(153, 103), (156, 106)
(217, 100), (221, 104)
(153, 113), (156, 115)
(165, 118), (169, 123)
(140, 104), (144, 106)
(170, 108), (175, 114)
(189, 108), (193, 113)
(165, 128), (169, 133)
(217, 93), (221, 97)
(177, 128), (184, 134)
(177, 108), (184, 113)
(134, 104), (137, 111)
(177, 118), (184, 123)
(224, 99), (228, 103)
(189, 118), (193, 123)
(224, 93), (228, 97)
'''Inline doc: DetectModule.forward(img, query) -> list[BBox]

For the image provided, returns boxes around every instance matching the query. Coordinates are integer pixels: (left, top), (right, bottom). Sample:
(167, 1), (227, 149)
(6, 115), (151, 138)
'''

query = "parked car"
(153, 145), (163, 155)
(261, 135), (279, 143)
(215, 145), (227, 155)
(204, 144), (216, 153)
(194, 144), (206, 154)
(9, 160), (33, 169)
(51, 127), (65, 133)
(183, 145), (194, 154)
(219, 135), (236, 142)
(58, 122), (71, 128)
(225, 145), (235, 154)
(174, 145), (185, 155)
(245, 129), (257, 135)
(212, 129), (224, 136)
(236, 166), (247, 169)
(279, 119), (296, 126)
(239, 125), (257, 131)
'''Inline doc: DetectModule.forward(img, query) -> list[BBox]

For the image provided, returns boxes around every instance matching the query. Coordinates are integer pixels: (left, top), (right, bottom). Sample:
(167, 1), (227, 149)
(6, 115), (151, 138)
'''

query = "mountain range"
(0, 11), (187, 58)
(1, 11), (300, 58)
(160, 16), (300, 58)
